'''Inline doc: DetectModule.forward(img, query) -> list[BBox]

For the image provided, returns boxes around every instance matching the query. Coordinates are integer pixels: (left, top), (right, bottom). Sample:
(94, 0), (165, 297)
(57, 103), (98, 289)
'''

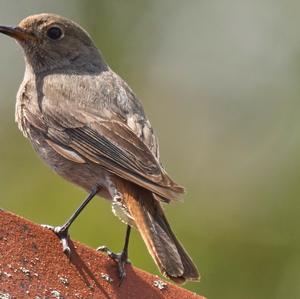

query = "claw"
(97, 245), (130, 284)
(42, 224), (71, 256)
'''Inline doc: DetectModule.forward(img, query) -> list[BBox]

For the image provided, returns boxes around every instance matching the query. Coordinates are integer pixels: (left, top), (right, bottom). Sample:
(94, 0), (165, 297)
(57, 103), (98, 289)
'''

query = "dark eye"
(47, 26), (63, 40)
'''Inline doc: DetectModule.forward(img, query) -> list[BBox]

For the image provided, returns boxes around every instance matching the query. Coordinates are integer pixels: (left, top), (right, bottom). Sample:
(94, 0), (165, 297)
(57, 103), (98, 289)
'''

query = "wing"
(33, 71), (184, 200)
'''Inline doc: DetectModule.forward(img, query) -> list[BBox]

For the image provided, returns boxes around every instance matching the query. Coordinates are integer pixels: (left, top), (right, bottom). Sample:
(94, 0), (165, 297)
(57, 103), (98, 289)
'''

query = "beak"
(0, 25), (35, 41)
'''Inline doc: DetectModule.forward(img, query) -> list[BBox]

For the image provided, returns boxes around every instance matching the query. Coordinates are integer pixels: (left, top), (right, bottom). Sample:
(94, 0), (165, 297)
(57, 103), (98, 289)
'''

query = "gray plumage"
(1, 13), (199, 283)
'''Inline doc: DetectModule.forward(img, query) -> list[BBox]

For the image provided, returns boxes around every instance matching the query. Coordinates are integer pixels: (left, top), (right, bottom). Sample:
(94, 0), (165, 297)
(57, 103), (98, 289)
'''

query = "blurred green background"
(1, 1), (300, 298)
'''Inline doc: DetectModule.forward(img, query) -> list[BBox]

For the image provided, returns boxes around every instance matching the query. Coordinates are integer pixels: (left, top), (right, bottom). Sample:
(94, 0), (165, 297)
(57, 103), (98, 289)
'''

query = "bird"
(0, 13), (199, 284)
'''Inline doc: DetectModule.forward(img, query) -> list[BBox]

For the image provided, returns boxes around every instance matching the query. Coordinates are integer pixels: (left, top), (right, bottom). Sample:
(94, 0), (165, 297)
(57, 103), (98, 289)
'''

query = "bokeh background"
(0, 1), (300, 298)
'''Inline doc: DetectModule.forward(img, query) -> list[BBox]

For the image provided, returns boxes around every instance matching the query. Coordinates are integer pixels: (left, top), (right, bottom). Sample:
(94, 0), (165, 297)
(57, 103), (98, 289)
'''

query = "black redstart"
(0, 13), (199, 283)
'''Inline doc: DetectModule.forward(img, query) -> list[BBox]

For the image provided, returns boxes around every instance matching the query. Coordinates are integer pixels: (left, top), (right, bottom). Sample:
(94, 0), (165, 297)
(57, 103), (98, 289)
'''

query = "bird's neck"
(24, 49), (108, 76)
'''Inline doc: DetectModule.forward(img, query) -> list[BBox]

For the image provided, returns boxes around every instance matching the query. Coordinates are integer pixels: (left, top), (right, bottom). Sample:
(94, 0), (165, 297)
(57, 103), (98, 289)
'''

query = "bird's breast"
(15, 76), (43, 138)
(15, 80), (32, 138)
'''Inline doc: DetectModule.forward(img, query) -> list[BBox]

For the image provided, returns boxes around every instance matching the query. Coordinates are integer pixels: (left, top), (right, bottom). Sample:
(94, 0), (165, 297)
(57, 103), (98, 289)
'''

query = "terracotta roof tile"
(0, 210), (205, 299)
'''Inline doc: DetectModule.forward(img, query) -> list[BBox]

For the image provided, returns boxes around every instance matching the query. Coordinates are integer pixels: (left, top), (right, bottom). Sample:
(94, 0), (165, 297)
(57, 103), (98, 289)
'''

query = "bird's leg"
(42, 185), (101, 256)
(97, 225), (131, 284)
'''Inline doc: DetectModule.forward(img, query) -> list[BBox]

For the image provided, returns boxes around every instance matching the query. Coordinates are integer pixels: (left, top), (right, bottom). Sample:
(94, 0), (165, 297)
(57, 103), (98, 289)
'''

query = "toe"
(41, 224), (55, 230)
(61, 238), (71, 256)
(96, 245), (108, 252)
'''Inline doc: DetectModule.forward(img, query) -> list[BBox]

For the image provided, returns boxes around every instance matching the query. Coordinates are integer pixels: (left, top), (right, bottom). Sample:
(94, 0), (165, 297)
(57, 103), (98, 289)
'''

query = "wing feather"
(45, 119), (184, 200)
(38, 71), (184, 200)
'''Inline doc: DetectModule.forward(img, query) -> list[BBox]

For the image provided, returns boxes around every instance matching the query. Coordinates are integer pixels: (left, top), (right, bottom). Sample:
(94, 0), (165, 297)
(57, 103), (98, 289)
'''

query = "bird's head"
(0, 13), (106, 73)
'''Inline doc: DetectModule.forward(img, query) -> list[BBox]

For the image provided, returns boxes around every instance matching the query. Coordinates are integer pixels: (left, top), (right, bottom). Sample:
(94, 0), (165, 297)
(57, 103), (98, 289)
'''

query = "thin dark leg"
(60, 186), (101, 231)
(97, 225), (132, 285)
(43, 185), (101, 255)
(122, 225), (131, 257)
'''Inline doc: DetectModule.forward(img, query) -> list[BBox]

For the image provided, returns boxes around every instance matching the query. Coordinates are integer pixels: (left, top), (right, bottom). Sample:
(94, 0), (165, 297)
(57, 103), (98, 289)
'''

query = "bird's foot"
(97, 245), (130, 284)
(42, 224), (71, 256)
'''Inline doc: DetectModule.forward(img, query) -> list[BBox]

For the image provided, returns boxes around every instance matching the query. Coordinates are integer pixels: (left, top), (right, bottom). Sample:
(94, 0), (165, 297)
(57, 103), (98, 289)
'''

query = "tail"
(114, 180), (200, 284)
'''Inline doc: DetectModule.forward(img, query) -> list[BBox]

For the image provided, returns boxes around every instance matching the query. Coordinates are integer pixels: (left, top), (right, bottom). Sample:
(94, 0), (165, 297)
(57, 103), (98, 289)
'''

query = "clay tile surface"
(0, 210), (206, 299)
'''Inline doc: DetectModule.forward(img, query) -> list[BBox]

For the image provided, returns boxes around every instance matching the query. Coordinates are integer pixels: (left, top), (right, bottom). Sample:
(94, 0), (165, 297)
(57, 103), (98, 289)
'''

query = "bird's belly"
(27, 126), (111, 199)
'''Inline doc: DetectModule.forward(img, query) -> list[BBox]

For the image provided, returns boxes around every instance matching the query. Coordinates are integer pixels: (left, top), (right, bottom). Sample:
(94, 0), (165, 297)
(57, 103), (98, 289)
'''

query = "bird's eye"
(46, 26), (63, 40)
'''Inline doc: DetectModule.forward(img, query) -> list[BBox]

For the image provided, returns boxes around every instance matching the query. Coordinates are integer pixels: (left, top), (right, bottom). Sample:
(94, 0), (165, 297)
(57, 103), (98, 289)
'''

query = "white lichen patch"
(100, 272), (114, 283)
(51, 290), (64, 299)
(18, 266), (38, 278)
(0, 292), (11, 299)
(0, 271), (12, 278)
(59, 276), (69, 286)
(153, 279), (167, 290)
(19, 267), (31, 277)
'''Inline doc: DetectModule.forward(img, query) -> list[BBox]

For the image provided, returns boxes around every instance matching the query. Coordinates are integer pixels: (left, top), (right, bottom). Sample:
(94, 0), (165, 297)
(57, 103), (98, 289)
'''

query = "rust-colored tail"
(114, 180), (200, 284)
